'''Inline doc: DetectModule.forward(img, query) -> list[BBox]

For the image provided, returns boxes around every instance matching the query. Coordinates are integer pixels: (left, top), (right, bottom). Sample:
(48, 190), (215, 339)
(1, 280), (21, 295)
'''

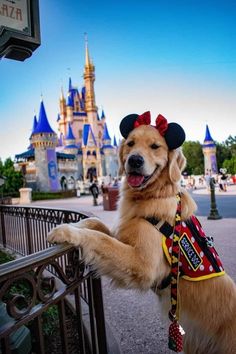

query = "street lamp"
(207, 177), (222, 220)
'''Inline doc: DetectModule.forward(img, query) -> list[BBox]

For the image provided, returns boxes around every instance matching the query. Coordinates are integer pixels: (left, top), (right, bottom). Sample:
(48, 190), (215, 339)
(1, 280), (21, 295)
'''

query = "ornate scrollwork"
(65, 249), (86, 280)
(0, 254), (85, 320)
(0, 272), (37, 320)
(36, 265), (56, 302)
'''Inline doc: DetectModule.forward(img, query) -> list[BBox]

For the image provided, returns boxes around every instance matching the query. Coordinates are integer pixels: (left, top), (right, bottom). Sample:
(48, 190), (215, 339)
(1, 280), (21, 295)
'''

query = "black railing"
(0, 205), (113, 354)
(0, 205), (92, 255)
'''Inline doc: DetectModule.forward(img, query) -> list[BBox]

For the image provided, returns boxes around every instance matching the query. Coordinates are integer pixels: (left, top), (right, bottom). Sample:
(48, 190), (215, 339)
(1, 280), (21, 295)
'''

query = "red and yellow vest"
(147, 215), (225, 281)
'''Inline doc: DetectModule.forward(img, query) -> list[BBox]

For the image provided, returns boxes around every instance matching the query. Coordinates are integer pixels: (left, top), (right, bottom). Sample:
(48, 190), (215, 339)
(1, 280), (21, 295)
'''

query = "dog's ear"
(168, 149), (186, 183)
(118, 139), (126, 176)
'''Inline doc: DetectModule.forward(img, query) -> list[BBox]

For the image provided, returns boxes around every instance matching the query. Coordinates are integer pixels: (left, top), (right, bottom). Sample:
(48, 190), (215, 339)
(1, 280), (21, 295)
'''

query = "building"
(15, 41), (119, 192)
(202, 124), (218, 175)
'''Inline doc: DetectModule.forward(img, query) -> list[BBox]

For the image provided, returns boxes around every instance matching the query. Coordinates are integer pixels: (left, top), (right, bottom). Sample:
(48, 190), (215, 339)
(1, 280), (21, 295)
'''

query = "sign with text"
(0, 0), (40, 61)
(0, 0), (29, 34)
(47, 150), (59, 191)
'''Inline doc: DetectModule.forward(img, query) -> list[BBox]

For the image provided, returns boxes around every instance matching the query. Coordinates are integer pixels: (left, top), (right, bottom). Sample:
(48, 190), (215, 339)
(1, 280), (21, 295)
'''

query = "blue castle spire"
(101, 109), (105, 119)
(204, 124), (214, 143)
(113, 135), (118, 147)
(66, 123), (76, 140)
(33, 100), (55, 134)
(68, 77), (72, 91)
(31, 114), (38, 134)
(67, 92), (74, 107)
(102, 122), (111, 141)
(203, 124), (215, 148)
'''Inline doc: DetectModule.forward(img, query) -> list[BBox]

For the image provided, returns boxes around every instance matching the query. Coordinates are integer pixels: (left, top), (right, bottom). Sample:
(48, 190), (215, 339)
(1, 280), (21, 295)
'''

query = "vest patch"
(179, 233), (202, 271)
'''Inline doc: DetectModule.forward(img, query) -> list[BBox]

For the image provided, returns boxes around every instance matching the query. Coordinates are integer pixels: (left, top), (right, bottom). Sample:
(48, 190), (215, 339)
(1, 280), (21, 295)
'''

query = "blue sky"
(1, 0), (236, 161)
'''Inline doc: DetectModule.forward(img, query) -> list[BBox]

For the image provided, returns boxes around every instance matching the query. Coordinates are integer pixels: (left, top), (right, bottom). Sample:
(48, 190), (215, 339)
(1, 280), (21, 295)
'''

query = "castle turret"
(66, 90), (74, 123)
(202, 124), (218, 174)
(63, 123), (78, 155)
(58, 87), (67, 137)
(32, 114), (38, 132)
(102, 122), (112, 146)
(83, 36), (98, 135)
(59, 87), (66, 115)
(31, 100), (60, 191)
(102, 123), (117, 176)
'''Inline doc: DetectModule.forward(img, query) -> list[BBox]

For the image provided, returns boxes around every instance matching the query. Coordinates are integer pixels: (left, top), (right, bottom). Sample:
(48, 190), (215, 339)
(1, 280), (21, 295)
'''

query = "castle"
(15, 41), (119, 192)
(15, 38), (218, 190)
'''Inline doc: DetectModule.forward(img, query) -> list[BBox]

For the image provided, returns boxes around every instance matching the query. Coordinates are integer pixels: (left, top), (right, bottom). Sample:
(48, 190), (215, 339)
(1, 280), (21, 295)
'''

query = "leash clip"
(169, 310), (176, 322)
(206, 236), (214, 248)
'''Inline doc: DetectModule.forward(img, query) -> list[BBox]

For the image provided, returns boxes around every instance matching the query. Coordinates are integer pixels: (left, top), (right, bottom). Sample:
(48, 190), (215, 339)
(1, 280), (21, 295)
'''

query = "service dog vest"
(146, 215), (225, 281)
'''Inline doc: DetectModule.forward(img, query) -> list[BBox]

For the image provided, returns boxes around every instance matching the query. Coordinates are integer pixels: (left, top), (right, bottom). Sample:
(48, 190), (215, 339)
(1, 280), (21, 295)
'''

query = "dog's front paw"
(47, 224), (72, 245)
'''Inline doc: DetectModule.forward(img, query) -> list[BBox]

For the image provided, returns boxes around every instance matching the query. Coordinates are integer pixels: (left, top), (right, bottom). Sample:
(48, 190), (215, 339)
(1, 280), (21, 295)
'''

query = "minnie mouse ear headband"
(119, 111), (185, 150)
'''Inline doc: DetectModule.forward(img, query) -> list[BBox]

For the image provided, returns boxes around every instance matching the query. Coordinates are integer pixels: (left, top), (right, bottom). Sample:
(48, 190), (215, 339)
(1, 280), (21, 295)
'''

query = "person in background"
(89, 179), (99, 206)
(219, 169), (228, 192)
(204, 171), (211, 191)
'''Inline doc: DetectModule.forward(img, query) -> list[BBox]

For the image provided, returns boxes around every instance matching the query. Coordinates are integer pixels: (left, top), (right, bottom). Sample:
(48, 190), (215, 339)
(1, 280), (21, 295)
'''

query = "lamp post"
(207, 177), (222, 220)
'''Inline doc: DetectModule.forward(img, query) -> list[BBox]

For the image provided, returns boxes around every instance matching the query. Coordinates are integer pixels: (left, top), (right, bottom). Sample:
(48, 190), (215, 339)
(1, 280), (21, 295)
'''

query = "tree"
(224, 135), (236, 156)
(223, 157), (236, 175)
(0, 158), (23, 196)
(216, 142), (231, 171)
(182, 141), (204, 175)
(217, 136), (236, 174)
(0, 159), (3, 175)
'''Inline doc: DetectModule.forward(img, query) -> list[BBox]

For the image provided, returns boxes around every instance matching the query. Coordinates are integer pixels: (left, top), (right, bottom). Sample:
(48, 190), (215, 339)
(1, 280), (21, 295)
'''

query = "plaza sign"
(0, 0), (40, 61)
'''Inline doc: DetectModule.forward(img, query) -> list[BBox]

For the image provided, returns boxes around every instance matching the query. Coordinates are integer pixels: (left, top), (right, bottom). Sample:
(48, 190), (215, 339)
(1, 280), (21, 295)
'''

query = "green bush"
(32, 189), (76, 200)
(0, 249), (15, 264)
(42, 305), (59, 336)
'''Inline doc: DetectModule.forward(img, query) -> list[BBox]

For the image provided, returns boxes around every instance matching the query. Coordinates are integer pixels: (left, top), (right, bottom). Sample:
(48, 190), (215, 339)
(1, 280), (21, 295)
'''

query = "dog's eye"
(127, 141), (135, 147)
(150, 143), (159, 149)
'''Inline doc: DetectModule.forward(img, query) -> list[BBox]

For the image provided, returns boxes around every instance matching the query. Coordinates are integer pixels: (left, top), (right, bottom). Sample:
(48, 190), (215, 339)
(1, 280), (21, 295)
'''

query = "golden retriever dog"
(48, 111), (236, 354)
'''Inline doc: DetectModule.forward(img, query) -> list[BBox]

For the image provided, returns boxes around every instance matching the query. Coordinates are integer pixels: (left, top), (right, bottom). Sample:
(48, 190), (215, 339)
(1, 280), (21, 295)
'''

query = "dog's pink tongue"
(127, 174), (144, 187)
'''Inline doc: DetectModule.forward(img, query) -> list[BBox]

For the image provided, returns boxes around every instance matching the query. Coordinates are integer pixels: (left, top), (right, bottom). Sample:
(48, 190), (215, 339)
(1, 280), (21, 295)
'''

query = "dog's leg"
(47, 222), (168, 290)
(70, 217), (111, 235)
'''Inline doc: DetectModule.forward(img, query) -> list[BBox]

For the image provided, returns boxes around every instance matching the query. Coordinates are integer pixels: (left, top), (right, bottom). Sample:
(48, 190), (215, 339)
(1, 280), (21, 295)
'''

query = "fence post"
(0, 207), (6, 247)
(92, 277), (108, 354)
(25, 208), (33, 254)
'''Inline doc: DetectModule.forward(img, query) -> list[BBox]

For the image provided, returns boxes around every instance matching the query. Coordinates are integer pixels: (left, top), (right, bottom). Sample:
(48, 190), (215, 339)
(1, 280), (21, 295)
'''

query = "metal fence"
(0, 205), (111, 354)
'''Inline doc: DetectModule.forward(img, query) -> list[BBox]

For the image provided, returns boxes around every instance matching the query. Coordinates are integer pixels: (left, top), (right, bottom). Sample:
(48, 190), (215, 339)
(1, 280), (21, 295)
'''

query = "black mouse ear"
(165, 123), (186, 150)
(119, 114), (139, 139)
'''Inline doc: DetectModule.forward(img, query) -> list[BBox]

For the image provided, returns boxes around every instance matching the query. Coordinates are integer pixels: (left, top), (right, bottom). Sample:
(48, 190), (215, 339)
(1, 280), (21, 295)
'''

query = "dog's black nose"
(128, 155), (144, 169)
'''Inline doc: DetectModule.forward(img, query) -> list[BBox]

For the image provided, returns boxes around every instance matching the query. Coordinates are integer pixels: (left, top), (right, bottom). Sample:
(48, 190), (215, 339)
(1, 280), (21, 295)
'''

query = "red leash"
(168, 193), (185, 352)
